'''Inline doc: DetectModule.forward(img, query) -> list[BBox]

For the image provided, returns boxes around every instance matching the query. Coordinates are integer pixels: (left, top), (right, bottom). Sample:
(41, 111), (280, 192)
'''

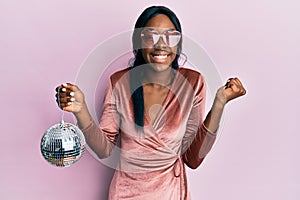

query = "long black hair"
(130, 6), (183, 130)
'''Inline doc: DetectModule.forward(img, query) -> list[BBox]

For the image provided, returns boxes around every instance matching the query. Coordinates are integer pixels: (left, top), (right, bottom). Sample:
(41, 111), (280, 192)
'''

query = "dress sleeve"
(81, 77), (120, 159)
(181, 75), (217, 169)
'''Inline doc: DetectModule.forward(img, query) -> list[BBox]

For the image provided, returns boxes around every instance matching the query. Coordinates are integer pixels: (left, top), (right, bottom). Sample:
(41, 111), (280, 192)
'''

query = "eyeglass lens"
(141, 29), (181, 47)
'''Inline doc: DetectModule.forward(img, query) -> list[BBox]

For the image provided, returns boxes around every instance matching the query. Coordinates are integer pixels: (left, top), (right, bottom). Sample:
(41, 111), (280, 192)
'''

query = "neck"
(143, 65), (174, 86)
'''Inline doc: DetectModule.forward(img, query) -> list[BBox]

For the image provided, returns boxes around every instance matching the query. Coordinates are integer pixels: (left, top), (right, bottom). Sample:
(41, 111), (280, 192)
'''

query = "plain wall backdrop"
(1, 0), (299, 199)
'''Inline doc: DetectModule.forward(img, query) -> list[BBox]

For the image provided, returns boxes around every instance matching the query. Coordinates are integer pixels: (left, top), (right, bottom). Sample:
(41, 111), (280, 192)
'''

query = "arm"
(56, 79), (120, 159)
(182, 77), (246, 169)
(204, 77), (247, 132)
(181, 76), (216, 169)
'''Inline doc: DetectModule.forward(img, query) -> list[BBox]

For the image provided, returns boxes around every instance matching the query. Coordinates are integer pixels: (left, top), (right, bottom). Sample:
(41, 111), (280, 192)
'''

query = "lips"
(152, 54), (167, 59)
(150, 51), (172, 63)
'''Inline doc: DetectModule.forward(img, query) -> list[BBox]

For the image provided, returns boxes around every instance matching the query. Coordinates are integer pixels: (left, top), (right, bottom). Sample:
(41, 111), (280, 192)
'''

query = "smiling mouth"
(152, 54), (168, 59)
(150, 52), (172, 59)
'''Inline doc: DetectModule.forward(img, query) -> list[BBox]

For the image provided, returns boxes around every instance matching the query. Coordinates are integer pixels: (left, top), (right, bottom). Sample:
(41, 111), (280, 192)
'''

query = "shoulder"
(109, 68), (131, 87)
(178, 67), (205, 86)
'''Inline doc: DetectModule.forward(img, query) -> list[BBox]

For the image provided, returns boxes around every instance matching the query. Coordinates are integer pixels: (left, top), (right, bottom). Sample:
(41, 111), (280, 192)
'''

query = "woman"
(56, 6), (246, 200)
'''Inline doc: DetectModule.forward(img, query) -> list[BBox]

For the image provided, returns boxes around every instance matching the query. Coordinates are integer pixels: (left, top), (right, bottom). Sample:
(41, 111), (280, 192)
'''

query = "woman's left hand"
(216, 77), (246, 106)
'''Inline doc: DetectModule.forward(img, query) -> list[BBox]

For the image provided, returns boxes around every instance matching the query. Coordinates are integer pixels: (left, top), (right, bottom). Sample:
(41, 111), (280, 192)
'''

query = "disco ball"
(41, 121), (86, 167)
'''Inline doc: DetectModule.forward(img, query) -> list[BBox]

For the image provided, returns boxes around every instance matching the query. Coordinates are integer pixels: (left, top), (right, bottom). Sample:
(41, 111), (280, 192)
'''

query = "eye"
(142, 32), (153, 41)
(141, 29), (159, 46)
(165, 30), (181, 47)
(165, 30), (181, 37)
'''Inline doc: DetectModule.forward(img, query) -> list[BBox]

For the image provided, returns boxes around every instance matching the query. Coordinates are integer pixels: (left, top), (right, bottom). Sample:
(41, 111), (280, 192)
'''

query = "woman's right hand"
(55, 83), (86, 113)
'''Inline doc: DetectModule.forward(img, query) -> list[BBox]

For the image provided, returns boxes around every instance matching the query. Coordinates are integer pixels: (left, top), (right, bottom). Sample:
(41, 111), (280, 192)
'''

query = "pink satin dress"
(81, 67), (217, 200)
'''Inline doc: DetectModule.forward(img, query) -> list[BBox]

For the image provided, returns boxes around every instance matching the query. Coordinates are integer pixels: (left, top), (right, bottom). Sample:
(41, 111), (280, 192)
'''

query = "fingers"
(61, 83), (80, 92)
(229, 79), (241, 93)
(225, 78), (232, 88)
(224, 77), (247, 102)
(226, 78), (246, 91)
(55, 83), (79, 110)
(225, 77), (239, 87)
(234, 78), (246, 95)
(55, 83), (79, 93)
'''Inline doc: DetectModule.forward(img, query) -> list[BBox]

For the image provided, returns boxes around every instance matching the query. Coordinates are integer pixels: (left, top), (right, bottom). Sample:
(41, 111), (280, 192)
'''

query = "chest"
(143, 85), (170, 123)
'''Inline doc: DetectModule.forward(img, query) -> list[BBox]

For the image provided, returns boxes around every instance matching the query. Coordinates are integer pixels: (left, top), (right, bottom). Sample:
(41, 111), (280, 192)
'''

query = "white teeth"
(153, 55), (167, 59)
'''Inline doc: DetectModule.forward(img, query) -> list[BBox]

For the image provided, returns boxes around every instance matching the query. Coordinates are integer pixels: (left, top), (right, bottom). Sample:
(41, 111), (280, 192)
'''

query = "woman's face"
(141, 14), (179, 72)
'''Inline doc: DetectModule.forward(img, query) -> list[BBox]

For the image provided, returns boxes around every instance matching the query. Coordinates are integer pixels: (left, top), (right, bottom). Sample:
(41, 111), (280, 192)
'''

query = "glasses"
(141, 28), (181, 47)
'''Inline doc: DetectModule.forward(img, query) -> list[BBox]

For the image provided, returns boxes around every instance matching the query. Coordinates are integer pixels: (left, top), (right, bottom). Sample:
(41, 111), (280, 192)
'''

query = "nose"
(154, 35), (168, 49)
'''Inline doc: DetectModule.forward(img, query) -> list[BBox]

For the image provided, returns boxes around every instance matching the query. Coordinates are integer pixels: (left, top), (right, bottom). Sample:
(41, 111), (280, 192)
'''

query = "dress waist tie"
(173, 157), (189, 200)
(173, 157), (182, 177)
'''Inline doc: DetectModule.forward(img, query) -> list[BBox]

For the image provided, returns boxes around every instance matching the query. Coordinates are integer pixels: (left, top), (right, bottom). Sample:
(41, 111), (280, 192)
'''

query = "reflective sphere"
(41, 122), (86, 167)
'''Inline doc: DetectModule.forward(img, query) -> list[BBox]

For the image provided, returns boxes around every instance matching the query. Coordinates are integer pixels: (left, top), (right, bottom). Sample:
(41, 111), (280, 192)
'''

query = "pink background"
(1, 0), (299, 199)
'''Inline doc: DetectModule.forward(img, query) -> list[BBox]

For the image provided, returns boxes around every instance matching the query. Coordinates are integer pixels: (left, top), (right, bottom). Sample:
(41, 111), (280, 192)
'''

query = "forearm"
(183, 98), (223, 168)
(182, 124), (217, 169)
(80, 120), (114, 158)
(203, 98), (225, 134)
(56, 82), (117, 158)
(74, 103), (114, 158)
(182, 98), (221, 169)
(74, 103), (93, 130)
(183, 77), (246, 169)
(204, 77), (246, 132)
